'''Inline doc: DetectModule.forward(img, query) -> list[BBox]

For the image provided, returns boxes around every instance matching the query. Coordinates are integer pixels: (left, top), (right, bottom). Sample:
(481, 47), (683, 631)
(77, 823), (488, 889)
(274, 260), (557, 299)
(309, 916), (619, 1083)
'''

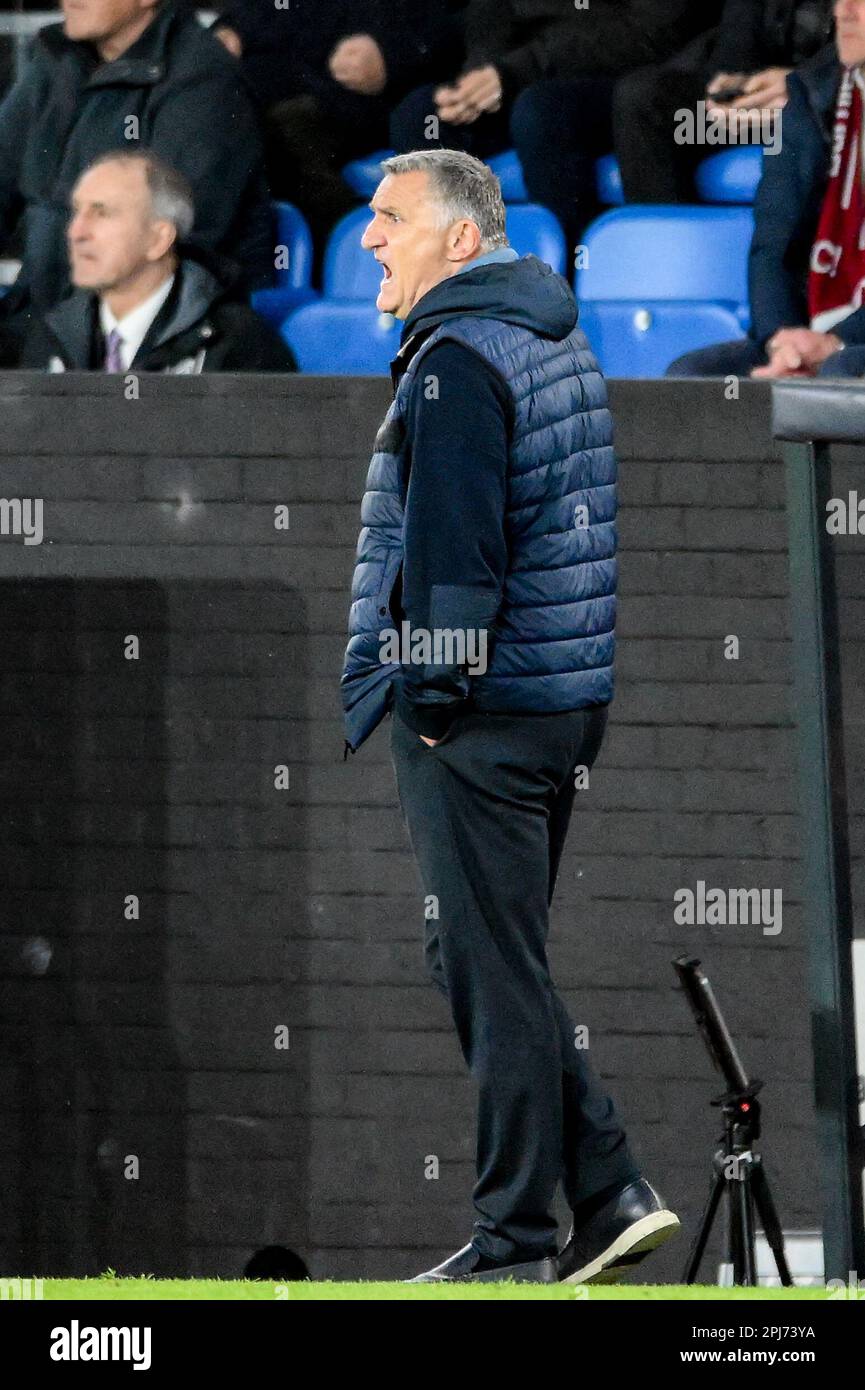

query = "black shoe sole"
(407, 1256), (558, 1285)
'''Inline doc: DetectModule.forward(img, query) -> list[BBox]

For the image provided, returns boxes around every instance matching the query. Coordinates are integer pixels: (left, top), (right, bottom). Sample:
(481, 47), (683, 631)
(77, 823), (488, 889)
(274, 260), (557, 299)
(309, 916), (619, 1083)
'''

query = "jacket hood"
(400, 253), (578, 347)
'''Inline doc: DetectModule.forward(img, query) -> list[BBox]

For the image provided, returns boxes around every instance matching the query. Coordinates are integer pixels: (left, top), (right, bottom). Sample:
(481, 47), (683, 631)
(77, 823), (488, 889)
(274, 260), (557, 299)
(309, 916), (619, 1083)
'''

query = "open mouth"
(378, 262), (393, 283)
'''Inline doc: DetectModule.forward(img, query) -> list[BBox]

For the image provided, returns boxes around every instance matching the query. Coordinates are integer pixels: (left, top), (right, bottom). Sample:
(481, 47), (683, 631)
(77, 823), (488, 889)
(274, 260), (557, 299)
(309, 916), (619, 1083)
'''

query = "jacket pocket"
(376, 548), (403, 616)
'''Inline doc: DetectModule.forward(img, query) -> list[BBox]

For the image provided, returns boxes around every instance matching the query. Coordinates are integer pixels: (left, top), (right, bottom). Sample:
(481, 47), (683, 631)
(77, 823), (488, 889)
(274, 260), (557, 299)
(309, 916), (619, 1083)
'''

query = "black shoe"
(557, 1178), (681, 1285)
(406, 1241), (558, 1284)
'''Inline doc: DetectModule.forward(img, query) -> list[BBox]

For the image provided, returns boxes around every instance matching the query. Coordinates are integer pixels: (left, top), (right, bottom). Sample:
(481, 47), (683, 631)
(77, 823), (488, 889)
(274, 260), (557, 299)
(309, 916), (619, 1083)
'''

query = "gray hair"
(81, 149), (195, 239)
(380, 148), (508, 251)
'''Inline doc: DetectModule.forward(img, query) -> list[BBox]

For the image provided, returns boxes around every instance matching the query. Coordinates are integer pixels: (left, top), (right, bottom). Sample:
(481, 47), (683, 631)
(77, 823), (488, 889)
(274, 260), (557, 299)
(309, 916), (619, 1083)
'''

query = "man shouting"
(341, 149), (679, 1284)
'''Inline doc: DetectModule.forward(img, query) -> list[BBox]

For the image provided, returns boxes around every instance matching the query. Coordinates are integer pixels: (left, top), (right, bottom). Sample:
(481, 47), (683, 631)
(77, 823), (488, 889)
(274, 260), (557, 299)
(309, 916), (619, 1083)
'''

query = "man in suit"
(20, 151), (295, 373)
(341, 148), (680, 1283)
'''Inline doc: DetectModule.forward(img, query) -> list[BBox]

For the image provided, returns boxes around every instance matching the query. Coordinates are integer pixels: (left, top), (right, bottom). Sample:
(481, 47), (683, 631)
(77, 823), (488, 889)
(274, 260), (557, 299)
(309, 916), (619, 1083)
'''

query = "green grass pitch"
(12, 1278), (834, 1301)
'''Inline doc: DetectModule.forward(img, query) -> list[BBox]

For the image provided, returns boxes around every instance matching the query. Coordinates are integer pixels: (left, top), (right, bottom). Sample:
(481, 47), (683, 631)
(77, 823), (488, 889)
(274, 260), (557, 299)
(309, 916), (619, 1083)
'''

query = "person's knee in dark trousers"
(390, 81), (512, 159)
(390, 83), (442, 151)
(666, 337), (767, 377)
(613, 63), (706, 204)
(0, 306), (32, 367)
(265, 89), (389, 283)
(510, 77), (616, 256)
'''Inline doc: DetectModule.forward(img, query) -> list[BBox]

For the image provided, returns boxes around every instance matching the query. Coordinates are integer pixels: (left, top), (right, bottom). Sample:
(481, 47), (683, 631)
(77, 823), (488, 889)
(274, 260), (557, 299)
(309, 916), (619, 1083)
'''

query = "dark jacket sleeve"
(0, 46), (39, 241)
(487, 0), (712, 90)
(208, 304), (297, 371)
(462, 0), (521, 72)
(213, 0), (334, 104)
(351, 0), (461, 95)
(212, 0), (290, 49)
(708, 0), (766, 73)
(710, 0), (834, 74)
(829, 307), (865, 347)
(747, 66), (831, 345)
(147, 57), (272, 287)
(17, 315), (54, 369)
(393, 338), (510, 740)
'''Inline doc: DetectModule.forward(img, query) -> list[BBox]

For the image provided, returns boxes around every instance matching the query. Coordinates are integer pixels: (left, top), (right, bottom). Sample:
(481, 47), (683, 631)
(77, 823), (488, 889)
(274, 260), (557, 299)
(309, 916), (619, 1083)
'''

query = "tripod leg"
(751, 1162), (794, 1287)
(730, 1169), (757, 1285)
(684, 1171), (726, 1284)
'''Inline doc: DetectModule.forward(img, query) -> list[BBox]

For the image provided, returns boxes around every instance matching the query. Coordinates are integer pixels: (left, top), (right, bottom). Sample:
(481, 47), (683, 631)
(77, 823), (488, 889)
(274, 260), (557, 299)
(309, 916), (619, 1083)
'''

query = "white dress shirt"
(99, 273), (176, 369)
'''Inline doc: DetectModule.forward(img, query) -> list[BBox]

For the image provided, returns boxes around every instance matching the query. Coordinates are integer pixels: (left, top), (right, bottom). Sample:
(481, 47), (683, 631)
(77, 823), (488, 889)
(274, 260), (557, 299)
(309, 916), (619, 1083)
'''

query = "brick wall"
(0, 374), (861, 1282)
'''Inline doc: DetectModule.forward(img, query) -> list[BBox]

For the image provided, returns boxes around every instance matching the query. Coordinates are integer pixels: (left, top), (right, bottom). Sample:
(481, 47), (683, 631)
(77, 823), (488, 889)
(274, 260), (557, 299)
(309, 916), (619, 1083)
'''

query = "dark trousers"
(613, 32), (719, 203)
(390, 81), (512, 160)
(389, 702), (641, 1263)
(666, 338), (865, 378)
(666, 336), (767, 376)
(264, 87), (391, 278)
(509, 77), (616, 251)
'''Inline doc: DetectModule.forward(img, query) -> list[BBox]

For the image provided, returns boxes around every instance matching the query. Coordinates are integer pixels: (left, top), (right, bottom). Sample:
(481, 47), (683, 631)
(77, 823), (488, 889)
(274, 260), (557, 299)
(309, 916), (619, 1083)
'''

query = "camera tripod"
(683, 1077), (792, 1285)
(674, 956), (793, 1287)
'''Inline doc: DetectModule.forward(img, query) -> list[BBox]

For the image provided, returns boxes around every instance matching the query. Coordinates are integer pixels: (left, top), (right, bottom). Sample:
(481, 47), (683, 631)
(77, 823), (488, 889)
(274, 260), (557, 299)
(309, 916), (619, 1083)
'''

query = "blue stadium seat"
(505, 204), (567, 273)
(251, 284), (319, 329)
(578, 301), (746, 378)
(594, 150), (763, 209)
(596, 155), (624, 206)
(272, 202), (314, 286)
(576, 206), (753, 304)
(324, 207), (380, 299)
(695, 147), (764, 204)
(342, 149), (394, 199)
(251, 202), (318, 328)
(488, 149), (528, 201)
(282, 301), (401, 373)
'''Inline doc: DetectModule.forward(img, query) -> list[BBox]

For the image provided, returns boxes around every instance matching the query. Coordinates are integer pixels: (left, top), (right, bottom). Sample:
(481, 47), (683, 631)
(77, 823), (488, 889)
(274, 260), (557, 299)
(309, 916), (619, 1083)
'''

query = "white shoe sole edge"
(560, 1210), (681, 1285)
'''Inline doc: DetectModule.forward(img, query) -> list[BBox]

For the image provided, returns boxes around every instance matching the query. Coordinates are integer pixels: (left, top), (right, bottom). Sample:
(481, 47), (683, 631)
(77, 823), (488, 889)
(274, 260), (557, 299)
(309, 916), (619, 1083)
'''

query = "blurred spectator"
(20, 151), (296, 372)
(668, 1), (865, 379)
(212, 0), (460, 261)
(0, 0), (274, 360)
(615, 0), (835, 204)
(391, 1), (716, 248)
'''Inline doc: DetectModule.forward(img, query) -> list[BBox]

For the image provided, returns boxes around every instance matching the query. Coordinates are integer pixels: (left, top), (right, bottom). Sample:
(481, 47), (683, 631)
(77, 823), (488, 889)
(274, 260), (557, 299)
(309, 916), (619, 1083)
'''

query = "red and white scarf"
(808, 66), (865, 333)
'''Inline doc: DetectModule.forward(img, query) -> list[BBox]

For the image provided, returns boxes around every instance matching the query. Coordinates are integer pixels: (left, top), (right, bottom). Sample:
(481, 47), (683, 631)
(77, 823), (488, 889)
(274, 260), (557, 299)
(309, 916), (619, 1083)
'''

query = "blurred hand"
(706, 71), (747, 102)
(707, 67), (791, 113)
(328, 34), (388, 95)
(213, 24), (243, 58)
(419, 735), (439, 746)
(736, 66), (792, 110)
(751, 328), (843, 378)
(434, 66), (503, 124)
